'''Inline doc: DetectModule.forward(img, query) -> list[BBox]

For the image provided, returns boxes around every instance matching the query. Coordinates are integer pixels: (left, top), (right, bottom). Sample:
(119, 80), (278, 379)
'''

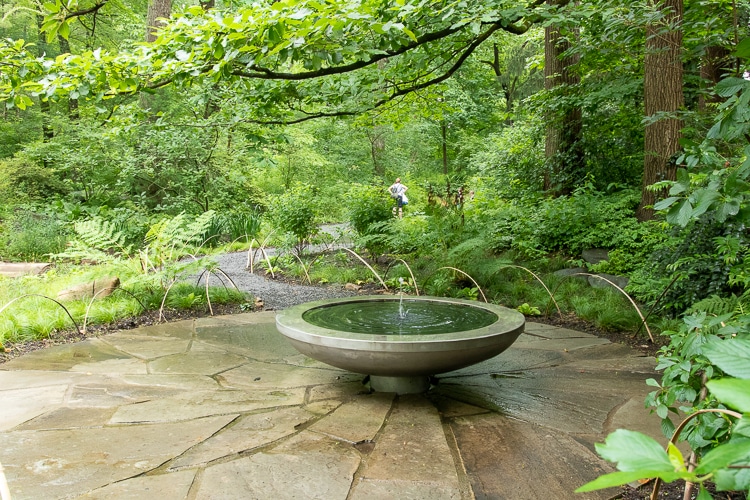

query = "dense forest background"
(1, 0), (748, 316)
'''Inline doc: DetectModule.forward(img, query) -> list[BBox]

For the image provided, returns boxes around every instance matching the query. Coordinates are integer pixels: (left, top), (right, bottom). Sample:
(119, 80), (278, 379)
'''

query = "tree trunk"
(58, 35), (79, 120)
(146, 0), (172, 43)
(637, 0), (684, 221)
(543, 0), (581, 195)
(698, 45), (730, 111)
(441, 121), (448, 175)
(141, 0), (172, 111)
(366, 126), (386, 177)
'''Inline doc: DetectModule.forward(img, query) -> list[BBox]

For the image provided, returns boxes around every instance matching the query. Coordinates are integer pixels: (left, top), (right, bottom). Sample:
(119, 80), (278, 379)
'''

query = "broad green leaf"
(43, 2), (60, 13)
(667, 199), (693, 227)
(718, 198), (741, 221)
(734, 37), (750, 58)
(695, 438), (750, 474)
(704, 339), (750, 378)
(654, 196), (679, 211)
(715, 77), (749, 98)
(714, 466), (750, 491)
(696, 486), (713, 500)
(58, 21), (70, 40)
(646, 378), (661, 387)
(691, 190), (720, 218)
(666, 442), (685, 471)
(734, 418), (750, 439)
(595, 429), (673, 472)
(706, 379), (750, 412)
(576, 470), (684, 492)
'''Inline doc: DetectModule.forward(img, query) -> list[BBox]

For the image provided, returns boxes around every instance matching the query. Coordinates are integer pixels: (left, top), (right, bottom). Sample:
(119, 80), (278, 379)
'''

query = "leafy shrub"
(271, 184), (319, 254)
(523, 185), (642, 256)
(628, 215), (748, 316)
(0, 207), (70, 261)
(0, 156), (68, 204)
(348, 184), (393, 236)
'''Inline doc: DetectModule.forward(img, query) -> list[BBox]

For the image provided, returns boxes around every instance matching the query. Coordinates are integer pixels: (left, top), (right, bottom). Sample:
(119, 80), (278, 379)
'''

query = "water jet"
(276, 295), (525, 394)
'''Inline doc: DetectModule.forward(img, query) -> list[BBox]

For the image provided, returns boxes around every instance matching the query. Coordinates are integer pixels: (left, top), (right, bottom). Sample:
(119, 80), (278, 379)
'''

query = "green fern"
(76, 218), (130, 254)
(143, 211), (216, 269)
(51, 217), (131, 263)
(685, 290), (750, 316)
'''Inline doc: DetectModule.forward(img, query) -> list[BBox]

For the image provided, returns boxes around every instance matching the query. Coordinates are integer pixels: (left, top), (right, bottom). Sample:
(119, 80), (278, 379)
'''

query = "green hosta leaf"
(695, 438), (750, 474)
(704, 339), (750, 378)
(706, 379), (750, 412)
(595, 429), (674, 472)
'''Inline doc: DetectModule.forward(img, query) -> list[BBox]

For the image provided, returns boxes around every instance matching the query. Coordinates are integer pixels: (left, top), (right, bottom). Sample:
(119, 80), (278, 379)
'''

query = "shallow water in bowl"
(301, 299), (499, 335)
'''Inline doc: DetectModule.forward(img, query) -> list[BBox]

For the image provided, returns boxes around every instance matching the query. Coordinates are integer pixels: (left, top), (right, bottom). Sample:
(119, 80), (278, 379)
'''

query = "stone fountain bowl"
(276, 295), (525, 392)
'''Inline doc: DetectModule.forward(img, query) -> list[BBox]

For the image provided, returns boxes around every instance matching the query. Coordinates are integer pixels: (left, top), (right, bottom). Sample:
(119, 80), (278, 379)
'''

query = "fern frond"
(686, 294), (747, 316)
(75, 218), (130, 254)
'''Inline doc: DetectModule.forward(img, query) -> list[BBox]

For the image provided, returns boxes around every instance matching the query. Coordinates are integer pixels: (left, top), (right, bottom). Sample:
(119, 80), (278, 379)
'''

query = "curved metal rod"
(158, 278), (179, 323)
(339, 248), (388, 291)
(435, 267), (487, 303)
(635, 273), (681, 339)
(571, 273), (653, 343)
(204, 271), (214, 316)
(0, 294), (82, 337)
(290, 252), (314, 284)
(382, 258), (420, 296)
(495, 265), (562, 318)
(650, 408), (742, 500)
(83, 286), (150, 334)
(213, 267), (240, 291)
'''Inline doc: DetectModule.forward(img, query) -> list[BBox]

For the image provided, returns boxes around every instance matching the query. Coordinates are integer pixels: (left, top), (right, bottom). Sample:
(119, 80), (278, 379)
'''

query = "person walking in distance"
(388, 177), (408, 218)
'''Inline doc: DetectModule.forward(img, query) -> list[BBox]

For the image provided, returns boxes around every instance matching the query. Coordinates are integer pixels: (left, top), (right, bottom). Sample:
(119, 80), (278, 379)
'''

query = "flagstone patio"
(0, 311), (663, 499)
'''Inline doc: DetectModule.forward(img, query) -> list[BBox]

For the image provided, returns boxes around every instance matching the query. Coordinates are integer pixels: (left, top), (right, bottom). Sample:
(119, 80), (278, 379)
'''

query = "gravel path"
(197, 224), (359, 310)
(202, 250), (358, 310)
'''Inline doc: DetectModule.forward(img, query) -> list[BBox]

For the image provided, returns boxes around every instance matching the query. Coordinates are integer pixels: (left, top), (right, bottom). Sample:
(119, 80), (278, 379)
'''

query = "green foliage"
(479, 185), (644, 259)
(468, 123), (545, 199)
(348, 184), (394, 235)
(530, 185), (642, 255)
(271, 185), (319, 254)
(629, 216), (747, 316)
(0, 207), (70, 261)
(142, 211), (217, 271)
(517, 303), (541, 316)
(0, 155), (68, 204)
(579, 332), (750, 496)
(222, 211), (263, 244)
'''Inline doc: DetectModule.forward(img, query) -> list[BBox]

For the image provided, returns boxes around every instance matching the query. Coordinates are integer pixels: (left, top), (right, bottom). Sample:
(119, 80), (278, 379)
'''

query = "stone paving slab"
(0, 314), (665, 499)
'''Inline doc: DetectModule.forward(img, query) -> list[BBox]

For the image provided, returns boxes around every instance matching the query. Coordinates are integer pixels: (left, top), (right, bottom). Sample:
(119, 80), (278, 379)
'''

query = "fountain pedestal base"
(369, 375), (430, 394)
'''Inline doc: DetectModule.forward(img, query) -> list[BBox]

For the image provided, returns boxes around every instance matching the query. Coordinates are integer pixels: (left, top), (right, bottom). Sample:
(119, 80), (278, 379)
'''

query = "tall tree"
(145, 0), (171, 43)
(543, 0), (581, 195)
(637, 0), (684, 221)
